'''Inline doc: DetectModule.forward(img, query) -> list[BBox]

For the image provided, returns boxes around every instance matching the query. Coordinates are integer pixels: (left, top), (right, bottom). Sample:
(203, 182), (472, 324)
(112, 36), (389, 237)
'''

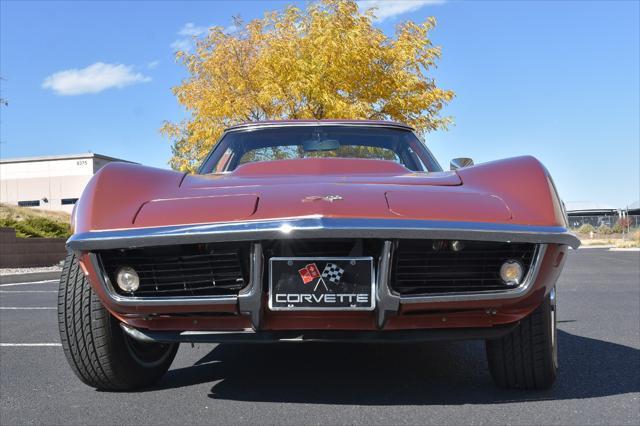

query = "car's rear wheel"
(57, 252), (178, 390)
(486, 288), (558, 390)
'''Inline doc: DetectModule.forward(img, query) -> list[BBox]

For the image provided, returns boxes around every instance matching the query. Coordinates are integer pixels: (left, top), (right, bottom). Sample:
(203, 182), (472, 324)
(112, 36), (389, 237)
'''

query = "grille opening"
(391, 240), (538, 295)
(98, 242), (251, 297)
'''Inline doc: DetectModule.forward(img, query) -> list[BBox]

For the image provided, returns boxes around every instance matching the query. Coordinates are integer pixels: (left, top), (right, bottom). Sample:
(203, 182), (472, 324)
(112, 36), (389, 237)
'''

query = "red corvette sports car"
(59, 120), (579, 391)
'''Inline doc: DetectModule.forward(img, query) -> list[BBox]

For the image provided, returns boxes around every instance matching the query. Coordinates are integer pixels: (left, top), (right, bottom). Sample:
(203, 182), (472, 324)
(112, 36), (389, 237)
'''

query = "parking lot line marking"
(0, 280), (58, 287)
(0, 307), (56, 310)
(0, 343), (62, 347)
(0, 290), (58, 293)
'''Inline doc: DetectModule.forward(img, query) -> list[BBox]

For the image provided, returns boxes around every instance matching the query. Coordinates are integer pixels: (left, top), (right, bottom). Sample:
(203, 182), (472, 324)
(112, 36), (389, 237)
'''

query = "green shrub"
(0, 216), (71, 238)
(597, 224), (613, 235)
(577, 223), (595, 234)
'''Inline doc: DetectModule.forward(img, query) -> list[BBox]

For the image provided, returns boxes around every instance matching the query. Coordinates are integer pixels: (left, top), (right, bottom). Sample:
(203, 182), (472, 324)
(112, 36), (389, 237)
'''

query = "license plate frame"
(268, 257), (375, 311)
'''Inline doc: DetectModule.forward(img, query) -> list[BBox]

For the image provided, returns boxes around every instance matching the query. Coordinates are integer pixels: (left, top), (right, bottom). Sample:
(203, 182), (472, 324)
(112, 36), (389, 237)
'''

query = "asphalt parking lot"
(1, 248), (638, 425)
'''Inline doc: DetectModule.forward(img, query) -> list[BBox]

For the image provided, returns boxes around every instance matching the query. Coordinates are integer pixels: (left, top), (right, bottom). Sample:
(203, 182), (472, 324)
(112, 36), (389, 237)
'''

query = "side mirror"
(450, 157), (474, 170)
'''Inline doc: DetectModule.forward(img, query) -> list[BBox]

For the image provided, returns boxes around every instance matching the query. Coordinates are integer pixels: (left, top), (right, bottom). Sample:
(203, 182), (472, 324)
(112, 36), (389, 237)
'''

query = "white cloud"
(178, 22), (208, 37)
(147, 60), (159, 69)
(172, 22), (209, 52)
(42, 62), (150, 96)
(358, 0), (444, 22)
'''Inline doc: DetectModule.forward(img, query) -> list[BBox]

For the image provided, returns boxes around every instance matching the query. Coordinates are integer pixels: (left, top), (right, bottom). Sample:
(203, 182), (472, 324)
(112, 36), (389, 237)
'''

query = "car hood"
(75, 156), (563, 233)
(133, 159), (513, 227)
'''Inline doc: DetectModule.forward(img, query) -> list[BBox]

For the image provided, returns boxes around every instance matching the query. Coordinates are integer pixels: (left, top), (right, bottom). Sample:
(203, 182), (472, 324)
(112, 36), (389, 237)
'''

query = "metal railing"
(568, 214), (639, 231)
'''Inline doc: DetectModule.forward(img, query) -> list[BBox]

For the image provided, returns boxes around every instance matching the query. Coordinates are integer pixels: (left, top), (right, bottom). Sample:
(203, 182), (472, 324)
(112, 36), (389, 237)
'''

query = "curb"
(0, 271), (62, 285)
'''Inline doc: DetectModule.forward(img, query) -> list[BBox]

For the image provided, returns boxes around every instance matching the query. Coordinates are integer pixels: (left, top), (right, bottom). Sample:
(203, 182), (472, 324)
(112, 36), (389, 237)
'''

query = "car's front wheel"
(57, 253), (178, 390)
(486, 288), (558, 390)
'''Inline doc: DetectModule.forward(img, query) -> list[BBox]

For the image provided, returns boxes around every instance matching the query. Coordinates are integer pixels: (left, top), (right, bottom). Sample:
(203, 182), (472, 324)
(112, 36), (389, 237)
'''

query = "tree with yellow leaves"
(163, 0), (454, 172)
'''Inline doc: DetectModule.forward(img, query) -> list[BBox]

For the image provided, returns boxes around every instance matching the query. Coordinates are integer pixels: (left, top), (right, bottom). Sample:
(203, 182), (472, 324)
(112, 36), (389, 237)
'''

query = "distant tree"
(163, 0), (454, 172)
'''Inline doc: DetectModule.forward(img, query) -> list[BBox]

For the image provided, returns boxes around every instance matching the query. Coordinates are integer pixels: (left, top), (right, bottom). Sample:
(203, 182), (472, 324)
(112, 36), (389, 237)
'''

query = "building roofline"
(225, 119), (414, 132)
(567, 209), (619, 215)
(0, 152), (134, 164)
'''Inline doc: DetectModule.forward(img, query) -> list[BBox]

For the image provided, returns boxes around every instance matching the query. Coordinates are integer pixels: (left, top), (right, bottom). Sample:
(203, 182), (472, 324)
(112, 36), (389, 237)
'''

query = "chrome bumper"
(68, 216), (580, 251)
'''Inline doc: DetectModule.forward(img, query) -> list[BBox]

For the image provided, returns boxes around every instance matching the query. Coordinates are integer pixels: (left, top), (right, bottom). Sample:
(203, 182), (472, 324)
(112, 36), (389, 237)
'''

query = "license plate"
(269, 257), (375, 311)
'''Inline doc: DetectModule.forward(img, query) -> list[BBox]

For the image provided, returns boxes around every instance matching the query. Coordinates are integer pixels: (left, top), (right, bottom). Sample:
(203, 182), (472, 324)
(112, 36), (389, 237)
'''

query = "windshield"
(199, 125), (442, 173)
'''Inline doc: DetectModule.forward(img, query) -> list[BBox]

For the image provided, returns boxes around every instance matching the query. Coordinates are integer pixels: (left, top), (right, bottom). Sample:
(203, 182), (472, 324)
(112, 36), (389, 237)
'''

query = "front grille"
(391, 240), (538, 295)
(98, 242), (250, 297)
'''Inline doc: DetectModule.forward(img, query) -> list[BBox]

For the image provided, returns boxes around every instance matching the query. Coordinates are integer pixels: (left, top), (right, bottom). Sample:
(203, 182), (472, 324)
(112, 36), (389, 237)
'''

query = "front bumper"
(73, 217), (575, 331)
(85, 243), (545, 328)
(68, 216), (580, 250)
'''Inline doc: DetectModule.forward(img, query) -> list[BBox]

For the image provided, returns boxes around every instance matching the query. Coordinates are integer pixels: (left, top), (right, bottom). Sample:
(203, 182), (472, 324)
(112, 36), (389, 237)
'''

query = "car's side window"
(406, 146), (428, 171)
(214, 148), (235, 173)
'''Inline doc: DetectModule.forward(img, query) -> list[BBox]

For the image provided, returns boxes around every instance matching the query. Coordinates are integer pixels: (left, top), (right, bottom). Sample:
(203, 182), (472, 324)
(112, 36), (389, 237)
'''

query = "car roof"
(225, 119), (414, 132)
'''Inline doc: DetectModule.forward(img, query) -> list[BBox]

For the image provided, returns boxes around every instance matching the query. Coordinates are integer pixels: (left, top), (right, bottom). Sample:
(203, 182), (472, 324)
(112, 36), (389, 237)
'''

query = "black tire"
(57, 252), (178, 390)
(486, 288), (558, 390)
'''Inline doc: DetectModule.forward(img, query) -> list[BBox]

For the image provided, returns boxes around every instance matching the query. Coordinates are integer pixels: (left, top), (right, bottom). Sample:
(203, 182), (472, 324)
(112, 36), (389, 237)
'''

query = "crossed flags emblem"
(298, 262), (345, 291)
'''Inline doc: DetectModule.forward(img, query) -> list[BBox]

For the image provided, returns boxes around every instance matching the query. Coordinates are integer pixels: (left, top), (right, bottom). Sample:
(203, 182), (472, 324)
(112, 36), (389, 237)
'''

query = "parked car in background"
(59, 120), (579, 391)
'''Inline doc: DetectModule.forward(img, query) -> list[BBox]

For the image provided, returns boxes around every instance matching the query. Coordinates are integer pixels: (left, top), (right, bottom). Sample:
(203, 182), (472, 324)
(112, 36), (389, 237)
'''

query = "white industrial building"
(0, 153), (132, 213)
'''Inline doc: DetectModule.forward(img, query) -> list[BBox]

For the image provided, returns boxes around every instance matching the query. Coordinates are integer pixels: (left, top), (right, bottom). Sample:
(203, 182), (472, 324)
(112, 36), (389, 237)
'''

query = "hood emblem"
(303, 195), (344, 203)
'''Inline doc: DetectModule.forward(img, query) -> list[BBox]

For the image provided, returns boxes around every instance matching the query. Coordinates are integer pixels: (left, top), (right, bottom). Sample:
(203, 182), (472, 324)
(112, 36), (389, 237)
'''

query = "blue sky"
(1, 0), (638, 207)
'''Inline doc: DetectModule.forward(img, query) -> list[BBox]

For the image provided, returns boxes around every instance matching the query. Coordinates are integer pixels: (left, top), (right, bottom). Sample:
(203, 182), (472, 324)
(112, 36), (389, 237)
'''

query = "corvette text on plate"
(273, 261), (371, 308)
